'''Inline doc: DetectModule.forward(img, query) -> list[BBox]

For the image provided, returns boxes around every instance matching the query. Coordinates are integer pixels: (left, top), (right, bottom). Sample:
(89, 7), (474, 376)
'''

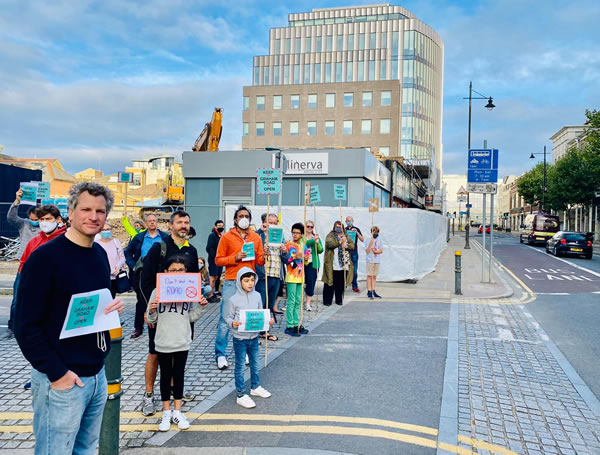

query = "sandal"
(266, 334), (278, 341)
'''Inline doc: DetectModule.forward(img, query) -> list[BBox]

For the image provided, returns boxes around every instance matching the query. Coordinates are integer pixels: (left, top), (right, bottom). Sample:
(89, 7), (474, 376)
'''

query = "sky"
(1, 0), (599, 179)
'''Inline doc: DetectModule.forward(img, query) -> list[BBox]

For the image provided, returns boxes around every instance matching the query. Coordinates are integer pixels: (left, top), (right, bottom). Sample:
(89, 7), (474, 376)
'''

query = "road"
(475, 232), (600, 398)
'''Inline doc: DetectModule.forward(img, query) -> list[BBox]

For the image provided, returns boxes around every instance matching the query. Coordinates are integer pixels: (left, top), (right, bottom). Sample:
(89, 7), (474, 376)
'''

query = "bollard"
(99, 327), (124, 455)
(455, 251), (462, 295)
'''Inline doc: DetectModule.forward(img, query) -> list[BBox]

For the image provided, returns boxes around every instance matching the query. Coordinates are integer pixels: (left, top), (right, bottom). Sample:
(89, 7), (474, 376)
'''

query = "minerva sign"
(284, 153), (328, 175)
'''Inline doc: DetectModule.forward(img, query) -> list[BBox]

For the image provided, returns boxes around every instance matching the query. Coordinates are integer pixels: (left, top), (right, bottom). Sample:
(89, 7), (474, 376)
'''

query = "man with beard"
(138, 210), (200, 416)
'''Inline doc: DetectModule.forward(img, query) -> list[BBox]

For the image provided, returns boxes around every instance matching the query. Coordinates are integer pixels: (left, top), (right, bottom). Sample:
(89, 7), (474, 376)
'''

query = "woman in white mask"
(95, 223), (126, 297)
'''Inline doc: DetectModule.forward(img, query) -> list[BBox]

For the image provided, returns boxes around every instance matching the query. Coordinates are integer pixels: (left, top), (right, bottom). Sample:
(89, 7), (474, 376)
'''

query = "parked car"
(478, 225), (490, 234)
(546, 231), (593, 259)
(520, 212), (560, 245)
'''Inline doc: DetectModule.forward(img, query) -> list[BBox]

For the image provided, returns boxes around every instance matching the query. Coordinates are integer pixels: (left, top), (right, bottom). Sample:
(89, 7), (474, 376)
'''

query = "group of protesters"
(6, 182), (383, 452)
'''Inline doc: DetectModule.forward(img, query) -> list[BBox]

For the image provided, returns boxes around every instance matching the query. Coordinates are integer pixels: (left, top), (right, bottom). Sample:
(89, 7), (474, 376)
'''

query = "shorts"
(208, 258), (223, 278)
(148, 326), (157, 355)
(366, 262), (380, 276)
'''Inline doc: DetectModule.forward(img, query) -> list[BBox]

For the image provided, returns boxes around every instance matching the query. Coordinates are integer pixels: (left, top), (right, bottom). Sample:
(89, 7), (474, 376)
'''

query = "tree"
(517, 163), (547, 208)
(547, 148), (600, 210)
(583, 109), (600, 157)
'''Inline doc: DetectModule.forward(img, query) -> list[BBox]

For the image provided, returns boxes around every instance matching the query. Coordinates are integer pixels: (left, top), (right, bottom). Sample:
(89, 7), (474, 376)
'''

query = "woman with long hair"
(321, 221), (354, 306)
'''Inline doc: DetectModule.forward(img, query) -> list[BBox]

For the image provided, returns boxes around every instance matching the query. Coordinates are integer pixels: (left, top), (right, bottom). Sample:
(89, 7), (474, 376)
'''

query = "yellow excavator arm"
(192, 107), (223, 152)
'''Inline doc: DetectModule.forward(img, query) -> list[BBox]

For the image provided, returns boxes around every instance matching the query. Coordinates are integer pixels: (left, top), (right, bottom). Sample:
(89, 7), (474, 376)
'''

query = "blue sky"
(1, 0), (599, 179)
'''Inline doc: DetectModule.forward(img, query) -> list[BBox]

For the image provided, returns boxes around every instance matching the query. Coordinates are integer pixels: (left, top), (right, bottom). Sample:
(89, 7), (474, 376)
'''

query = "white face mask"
(238, 218), (250, 230)
(39, 221), (57, 234)
(198, 263), (204, 270)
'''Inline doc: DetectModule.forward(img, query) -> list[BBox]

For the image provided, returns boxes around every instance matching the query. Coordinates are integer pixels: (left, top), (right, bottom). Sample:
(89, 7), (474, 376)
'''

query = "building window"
(343, 120), (353, 135)
(242, 123), (249, 136)
(291, 95), (300, 109)
(284, 65), (290, 84)
(315, 63), (321, 82)
(325, 63), (332, 83)
(326, 35), (333, 51)
(264, 68), (269, 85)
(306, 37), (312, 53)
(273, 65), (280, 85)
(256, 122), (265, 136)
(337, 35), (343, 51)
(359, 33), (365, 50)
(243, 96), (249, 111)
(325, 93), (335, 108)
(275, 39), (281, 54)
(308, 94), (318, 108)
(380, 60), (387, 80)
(379, 146), (390, 157)
(382, 32), (387, 48)
(273, 95), (282, 110)
(361, 119), (371, 135)
(335, 62), (343, 82)
(285, 38), (291, 54)
(344, 92), (354, 107)
(368, 60), (375, 81)
(273, 122), (282, 136)
(316, 35), (322, 51)
(357, 61), (364, 81)
(295, 37), (301, 53)
(362, 92), (372, 107)
(347, 34), (354, 51)
(369, 32), (376, 49)
(294, 65), (300, 84)
(289, 121), (299, 136)
(325, 121), (335, 136)
(346, 61), (353, 82)
(256, 96), (265, 110)
(304, 64), (310, 83)
(380, 119), (391, 134)
(381, 91), (392, 106)
(307, 121), (317, 136)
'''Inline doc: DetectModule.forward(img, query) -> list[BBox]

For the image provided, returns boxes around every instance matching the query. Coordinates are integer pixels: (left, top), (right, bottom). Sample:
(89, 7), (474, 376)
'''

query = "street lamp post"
(464, 81), (495, 249)
(529, 145), (550, 212)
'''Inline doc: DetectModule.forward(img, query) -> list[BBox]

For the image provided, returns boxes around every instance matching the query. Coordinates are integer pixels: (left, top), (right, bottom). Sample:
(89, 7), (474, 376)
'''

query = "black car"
(546, 231), (593, 259)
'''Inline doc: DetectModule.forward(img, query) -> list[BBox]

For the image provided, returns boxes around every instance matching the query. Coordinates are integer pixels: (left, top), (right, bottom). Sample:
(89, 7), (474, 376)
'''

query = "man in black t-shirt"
(345, 216), (364, 293)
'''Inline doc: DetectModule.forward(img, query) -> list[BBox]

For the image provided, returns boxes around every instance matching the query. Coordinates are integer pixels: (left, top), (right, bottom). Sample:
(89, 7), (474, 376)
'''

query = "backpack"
(133, 240), (167, 273)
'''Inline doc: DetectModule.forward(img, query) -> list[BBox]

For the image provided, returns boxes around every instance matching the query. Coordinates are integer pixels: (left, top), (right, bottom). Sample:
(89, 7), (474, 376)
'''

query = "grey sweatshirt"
(7, 204), (40, 260)
(224, 267), (264, 340)
(146, 288), (206, 353)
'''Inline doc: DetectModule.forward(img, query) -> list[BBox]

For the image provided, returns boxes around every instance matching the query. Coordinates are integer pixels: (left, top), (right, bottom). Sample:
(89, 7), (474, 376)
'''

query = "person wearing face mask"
(365, 226), (384, 299)
(322, 221), (354, 306)
(206, 219), (225, 301)
(95, 223), (126, 297)
(121, 216), (146, 239)
(345, 216), (364, 293)
(214, 206), (265, 370)
(198, 257), (213, 298)
(6, 189), (41, 338)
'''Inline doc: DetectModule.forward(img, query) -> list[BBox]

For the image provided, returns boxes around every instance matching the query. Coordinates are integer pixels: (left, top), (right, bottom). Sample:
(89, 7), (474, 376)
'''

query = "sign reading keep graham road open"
(256, 168), (281, 195)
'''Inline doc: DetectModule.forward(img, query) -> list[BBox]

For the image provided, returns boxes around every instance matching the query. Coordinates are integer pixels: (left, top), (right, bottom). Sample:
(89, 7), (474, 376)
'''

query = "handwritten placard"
(256, 168), (281, 195)
(59, 288), (121, 339)
(310, 185), (321, 204)
(242, 242), (256, 262)
(304, 181), (311, 204)
(347, 230), (357, 243)
(238, 309), (271, 332)
(20, 182), (38, 205)
(37, 182), (50, 200)
(267, 226), (283, 245)
(334, 184), (347, 201)
(156, 273), (202, 303)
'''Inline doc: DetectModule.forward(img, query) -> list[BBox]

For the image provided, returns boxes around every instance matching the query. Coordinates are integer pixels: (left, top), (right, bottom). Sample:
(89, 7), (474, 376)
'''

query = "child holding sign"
(224, 267), (273, 409)
(147, 256), (208, 431)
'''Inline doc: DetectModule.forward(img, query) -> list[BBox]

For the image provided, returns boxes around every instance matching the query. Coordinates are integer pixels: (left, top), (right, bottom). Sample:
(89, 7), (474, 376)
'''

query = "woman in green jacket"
(303, 220), (324, 311)
(321, 221), (354, 306)
(121, 216), (146, 239)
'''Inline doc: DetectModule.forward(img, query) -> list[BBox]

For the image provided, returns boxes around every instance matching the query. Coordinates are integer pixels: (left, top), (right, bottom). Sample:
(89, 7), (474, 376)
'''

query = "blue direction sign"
(467, 149), (498, 183)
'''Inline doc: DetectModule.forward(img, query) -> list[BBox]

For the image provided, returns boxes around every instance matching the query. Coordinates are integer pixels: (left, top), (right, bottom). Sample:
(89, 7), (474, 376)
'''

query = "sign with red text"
(156, 273), (202, 303)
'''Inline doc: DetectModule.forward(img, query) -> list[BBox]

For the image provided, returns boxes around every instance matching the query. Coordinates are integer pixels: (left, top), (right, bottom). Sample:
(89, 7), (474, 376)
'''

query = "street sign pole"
(489, 193), (495, 283)
(482, 194), (487, 282)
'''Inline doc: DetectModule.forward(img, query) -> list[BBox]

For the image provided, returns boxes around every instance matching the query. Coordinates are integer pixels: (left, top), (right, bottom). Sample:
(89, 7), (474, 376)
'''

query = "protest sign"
(156, 273), (202, 303)
(41, 198), (55, 206)
(36, 182), (50, 200)
(310, 185), (321, 204)
(55, 198), (69, 219)
(242, 242), (256, 262)
(256, 168), (281, 195)
(20, 182), (38, 205)
(369, 198), (380, 213)
(334, 184), (347, 201)
(238, 309), (271, 332)
(59, 288), (120, 339)
(304, 181), (311, 205)
(347, 230), (357, 243)
(267, 226), (283, 245)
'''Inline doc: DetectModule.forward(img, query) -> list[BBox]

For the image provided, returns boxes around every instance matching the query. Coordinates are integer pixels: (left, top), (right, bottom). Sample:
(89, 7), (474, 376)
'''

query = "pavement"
(2, 233), (600, 454)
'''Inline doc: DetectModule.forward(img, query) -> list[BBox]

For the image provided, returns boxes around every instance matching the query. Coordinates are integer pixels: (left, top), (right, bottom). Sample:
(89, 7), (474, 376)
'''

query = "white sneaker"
(216, 356), (229, 370)
(236, 394), (256, 408)
(250, 386), (272, 398)
(171, 410), (190, 430)
(245, 354), (249, 365)
(158, 410), (172, 432)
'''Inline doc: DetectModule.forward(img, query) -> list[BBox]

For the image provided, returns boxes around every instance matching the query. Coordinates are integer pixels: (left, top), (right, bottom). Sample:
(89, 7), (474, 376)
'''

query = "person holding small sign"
(365, 226), (384, 299)
(214, 206), (265, 370)
(147, 255), (208, 431)
(322, 221), (355, 306)
(303, 220), (323, 312)
(284, 223), (308, 336)
(345, 216), (364, 293)
(224, 267), (273, 409)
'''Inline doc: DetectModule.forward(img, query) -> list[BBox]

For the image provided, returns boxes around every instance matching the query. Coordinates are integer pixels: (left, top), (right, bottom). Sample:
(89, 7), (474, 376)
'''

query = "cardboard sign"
(267, 226), (283, 245)
(334, 184), (347, 201)
(20, 182), (38, 205)
(55, 198), (69, 220)
(310, 185), (321, 204)
(59, 288), (121, 339)
(41, 198), (55, 206)
(238, 309), (271, 332)
(369, 198), (380, 213)
(242, 242), (256, 262)
(156, 273), (202, 303)
(347, 230), (357, 243)
(36, 182), (50, 200)
(118, 172), (134, 183)
(256, 168), (281, 195)
(304, 181), (311, 204)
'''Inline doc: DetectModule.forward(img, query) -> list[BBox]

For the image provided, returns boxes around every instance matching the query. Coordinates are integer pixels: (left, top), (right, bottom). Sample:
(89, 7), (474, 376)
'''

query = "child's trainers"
(171, 410), (190, 430)
(158, 410), (172, 432)
(367, 291), (373, 300)
(250, 386), (272, 398)
(236, 394), (256, 408)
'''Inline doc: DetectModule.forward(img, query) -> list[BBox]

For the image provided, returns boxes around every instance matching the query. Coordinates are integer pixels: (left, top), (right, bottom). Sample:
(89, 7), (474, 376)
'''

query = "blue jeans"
(31, 367), (107, 455)
(350, 252), (359, 288)
(202, 285), (213, 297)
(214, 279), (237, 360)
(232, 337), (260, 395)
(255, 277), (281, 312)
(7, 272), (20, 331)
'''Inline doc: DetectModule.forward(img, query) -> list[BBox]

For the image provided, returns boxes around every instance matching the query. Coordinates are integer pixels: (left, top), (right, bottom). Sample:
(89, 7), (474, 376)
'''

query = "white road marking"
(536, 292), (570, 295)
(525, 245), (600, 278)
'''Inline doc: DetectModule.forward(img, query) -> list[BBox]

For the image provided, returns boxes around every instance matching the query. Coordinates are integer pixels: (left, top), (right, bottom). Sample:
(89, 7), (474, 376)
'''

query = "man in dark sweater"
(14, 182), (123, 455)
(139, 210), (200, 416)
(206, 219), (224, 299)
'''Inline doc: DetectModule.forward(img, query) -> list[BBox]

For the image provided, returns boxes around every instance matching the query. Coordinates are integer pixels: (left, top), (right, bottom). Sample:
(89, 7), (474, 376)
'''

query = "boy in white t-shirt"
(365, 226), (383, 299)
